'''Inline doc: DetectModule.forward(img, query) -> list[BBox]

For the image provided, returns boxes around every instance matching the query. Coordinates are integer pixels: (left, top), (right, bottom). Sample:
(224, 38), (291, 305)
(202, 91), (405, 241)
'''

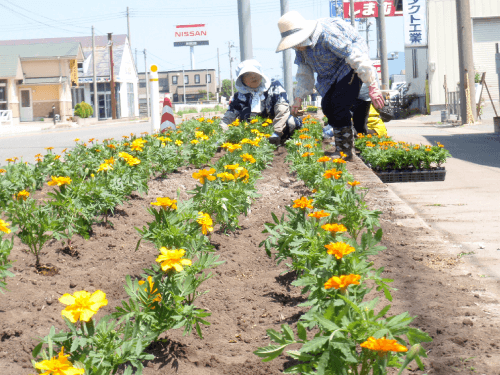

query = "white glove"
(291, 97), (302, 116)
(368, 82), (385, 109)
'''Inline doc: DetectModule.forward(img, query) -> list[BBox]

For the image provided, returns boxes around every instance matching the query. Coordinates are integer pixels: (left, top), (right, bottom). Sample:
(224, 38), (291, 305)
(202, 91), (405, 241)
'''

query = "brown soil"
(1, 148), (500, 375)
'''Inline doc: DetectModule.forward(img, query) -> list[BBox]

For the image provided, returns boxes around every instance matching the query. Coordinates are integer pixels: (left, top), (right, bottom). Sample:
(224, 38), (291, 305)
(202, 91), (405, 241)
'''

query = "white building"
(405, 0), (500, 110)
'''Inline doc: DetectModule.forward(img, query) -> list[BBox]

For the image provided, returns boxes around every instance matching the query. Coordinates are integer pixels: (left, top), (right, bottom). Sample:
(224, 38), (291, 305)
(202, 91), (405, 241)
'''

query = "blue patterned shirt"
(294, 17), (369, 98)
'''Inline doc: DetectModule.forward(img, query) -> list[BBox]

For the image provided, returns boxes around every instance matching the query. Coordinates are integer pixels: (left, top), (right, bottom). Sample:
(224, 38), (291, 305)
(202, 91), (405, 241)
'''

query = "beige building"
(138, 69), (217, 104)
(405, 0), (500, 109)
(0, 42), (84, 124)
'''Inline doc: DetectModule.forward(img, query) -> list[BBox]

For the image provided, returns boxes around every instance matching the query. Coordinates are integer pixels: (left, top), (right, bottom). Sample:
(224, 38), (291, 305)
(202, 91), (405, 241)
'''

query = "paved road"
(0, 121), (153, 167)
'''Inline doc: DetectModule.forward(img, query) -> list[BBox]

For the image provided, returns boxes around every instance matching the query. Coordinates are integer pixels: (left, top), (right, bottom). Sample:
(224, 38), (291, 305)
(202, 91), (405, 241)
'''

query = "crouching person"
(220, 59), (301, 145)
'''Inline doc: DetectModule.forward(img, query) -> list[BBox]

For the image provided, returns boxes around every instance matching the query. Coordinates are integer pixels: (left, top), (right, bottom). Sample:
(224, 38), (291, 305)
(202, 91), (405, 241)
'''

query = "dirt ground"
(1, 147), (500, 375)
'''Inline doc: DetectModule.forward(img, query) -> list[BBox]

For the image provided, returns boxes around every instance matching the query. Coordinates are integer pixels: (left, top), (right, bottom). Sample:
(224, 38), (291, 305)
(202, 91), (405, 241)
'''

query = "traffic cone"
(160, 97), (175, 133)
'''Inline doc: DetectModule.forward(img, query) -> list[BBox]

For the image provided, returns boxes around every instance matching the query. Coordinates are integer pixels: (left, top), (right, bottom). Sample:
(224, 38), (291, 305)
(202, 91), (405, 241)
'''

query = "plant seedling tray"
(374, 168), (446, 183)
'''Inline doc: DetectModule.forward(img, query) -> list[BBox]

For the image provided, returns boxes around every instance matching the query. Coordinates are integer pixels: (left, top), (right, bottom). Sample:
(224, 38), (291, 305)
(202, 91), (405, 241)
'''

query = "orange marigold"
(293, 196), (314, 210)
(324, 274), (361, 291)
(308, 210), (329, 219)
(348, 181), (360, 187)
(323, 168), (342, 179)
(360, 337), (408, 356)
(325, 242), (355, 259)
(317, 156), (331, 163)
(321, 223), (347, 233)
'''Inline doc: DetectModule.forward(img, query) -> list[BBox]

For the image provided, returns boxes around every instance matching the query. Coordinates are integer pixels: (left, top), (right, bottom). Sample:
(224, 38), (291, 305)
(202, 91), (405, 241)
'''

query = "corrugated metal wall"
(473, 18), (500, 102)
(470, 0), (500, 18)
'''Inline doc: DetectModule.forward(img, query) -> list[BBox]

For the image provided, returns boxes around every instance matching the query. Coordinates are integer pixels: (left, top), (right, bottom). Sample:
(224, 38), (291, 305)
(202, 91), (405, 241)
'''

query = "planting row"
(254, 117), (433, 374)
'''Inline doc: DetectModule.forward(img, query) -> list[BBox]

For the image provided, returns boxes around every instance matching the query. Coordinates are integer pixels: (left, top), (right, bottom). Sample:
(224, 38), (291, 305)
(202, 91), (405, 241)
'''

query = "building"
(0, 42), (84, 124)
(405, 0), (500, 110)
(138, 69), (217, 106)
(0, 35), (139, 121)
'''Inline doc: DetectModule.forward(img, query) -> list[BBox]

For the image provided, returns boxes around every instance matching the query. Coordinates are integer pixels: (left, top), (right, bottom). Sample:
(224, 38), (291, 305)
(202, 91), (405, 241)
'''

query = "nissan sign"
(174, 24), (209, 47)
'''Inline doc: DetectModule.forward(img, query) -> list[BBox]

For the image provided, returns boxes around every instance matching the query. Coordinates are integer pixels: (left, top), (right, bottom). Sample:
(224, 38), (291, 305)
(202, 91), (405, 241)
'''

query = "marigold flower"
(131, 138), (147, 151)
(299, 134), (312, 140)
(321, 223), (347, 234)
(323, 168), (342, 179)
(357, 133), (365, 138)
(59, 290), (108, 323)
(138, 276), (162, 303)
(240, 153), (256, 163)
(198, 117), (205, 122)
(5, 158), (16, 163)
(325, 242), (355, 259)
(191, 139), (199, 144)
(324, 274), (361, 291)
(348, 181), (360, 187)
(332, 158), (346, 164)
(366, 134), (372, 138)
(224, 164), (239, 170)
(74, 138), (80, 142)
(340, 152), (347, 158)
(234, 167), (250, 183)
(16, 190), (30, 201)
(197, 211), (213, 235)
(126, 157), (141, 166)
(295, 142), (302, 146)
(175, 140), (183, 146)
(107, 144), (116, 150)
(308, 210), (329, 219)
(217, 172), (236, 181)
(105, 157), (115, 165)
(317, 156), (331, 163)
(293, 196), (314, 210)
(250, 119), (258, 124)
(360, 337), (408, 356)
(303, 144), (313, 149)
(0, 219), (11, 234)
(301, 152), (314, 158)
(0, 169), (6, 173)
(97, 163), (113, 172)
(192, 168), (216, 184)
(48, 176), (72, 186)
(413, 145), (420, 150)
(34, 347), (84, 375)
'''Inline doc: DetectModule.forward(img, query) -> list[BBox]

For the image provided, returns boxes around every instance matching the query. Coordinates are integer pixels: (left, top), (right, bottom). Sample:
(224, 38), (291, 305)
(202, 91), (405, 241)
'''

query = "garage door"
(473, 18), (500, 102)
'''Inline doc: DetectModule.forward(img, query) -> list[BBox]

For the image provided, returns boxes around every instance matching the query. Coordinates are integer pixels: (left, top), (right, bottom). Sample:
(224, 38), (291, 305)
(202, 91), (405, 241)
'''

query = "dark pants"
(321, 69), (362, 129)
(351, 99), (371, 135)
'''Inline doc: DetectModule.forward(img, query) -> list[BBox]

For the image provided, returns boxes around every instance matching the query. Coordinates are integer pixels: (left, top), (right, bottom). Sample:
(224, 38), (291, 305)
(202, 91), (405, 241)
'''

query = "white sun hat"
(276, 11), (318, 53)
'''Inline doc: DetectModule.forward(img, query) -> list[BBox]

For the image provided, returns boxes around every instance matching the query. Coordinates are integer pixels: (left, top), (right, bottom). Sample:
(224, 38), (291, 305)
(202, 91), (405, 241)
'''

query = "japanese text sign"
(403, 0), (427, 47)
(342, 0), (403, 18)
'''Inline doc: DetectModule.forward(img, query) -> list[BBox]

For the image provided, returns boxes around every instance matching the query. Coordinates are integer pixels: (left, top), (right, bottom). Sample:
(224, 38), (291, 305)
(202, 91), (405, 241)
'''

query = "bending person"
(220, 59), (301, 145)
(276, 11), (384, 160)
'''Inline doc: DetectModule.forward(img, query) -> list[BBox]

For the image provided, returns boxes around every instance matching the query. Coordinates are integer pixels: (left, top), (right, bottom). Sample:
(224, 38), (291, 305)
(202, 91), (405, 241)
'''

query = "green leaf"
(300, 336), (329, 353)
(314, 313), (340, 332)
(297, 323), (307, 341)
(253, 344), (288, 362)
(407, 327), (433, 345)
(32, 342), (43, 358)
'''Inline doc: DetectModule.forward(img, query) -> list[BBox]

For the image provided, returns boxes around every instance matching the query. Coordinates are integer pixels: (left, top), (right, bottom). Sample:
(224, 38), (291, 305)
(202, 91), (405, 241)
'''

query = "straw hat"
(276, 11), (318, 52)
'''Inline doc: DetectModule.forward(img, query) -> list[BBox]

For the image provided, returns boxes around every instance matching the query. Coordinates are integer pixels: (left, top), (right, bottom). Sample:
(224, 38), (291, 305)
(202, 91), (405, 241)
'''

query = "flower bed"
(354, 134), (451, 183)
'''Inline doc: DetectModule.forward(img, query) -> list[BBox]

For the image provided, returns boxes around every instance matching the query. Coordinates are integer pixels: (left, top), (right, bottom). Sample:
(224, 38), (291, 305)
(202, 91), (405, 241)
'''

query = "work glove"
(291, 97), (303, 117)
(368, 82), (385, 109)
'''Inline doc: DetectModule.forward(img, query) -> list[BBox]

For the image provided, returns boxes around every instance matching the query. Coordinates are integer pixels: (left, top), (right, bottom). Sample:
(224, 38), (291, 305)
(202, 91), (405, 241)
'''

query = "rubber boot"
(333, 126), (354, 161)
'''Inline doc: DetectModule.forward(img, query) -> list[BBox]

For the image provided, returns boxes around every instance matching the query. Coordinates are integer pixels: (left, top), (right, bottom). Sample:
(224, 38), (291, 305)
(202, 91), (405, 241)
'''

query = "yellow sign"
(150, 65), (158, 72)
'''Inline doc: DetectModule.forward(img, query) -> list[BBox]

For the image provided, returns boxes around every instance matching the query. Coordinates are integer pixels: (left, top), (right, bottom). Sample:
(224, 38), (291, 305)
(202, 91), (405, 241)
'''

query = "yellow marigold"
(324, 274), (361, 292)
(175, 140), (183, 146)
(192, 168), (216, 184)
(308, 210), (329, 219)
(0, 169), (6, 173)
(131, 138), (147, 151)
(223, 143), (242, 152)
(54, 155), (61, 160)
(34, 347), (84, 375)
(348, 181), (360, 187)
(340, 152), (347, 159)
(0, 219), (11, 234)
(217, 172), (236, 181)
(105, 157), (115, 165)
(191, 139), (199, 144)
(126, 157), (141, 166)
(413, 145), (420, 150)
(332, 158), (347, 164)
(321, 223), (347, 234)
(97, 163), (113, 172)
(5, 158), (16, 163)
(197, 212), (213, 235)
(151, 197), (177, 210)
(425, 148), (432, 152)
(74, 138), (80, 142)
(224, 164), (239, 170)
(122, 135), (129, 139)
(299, 134), (312, 140)
(261, 122), (269, 127)
(293, 196), (314, 210)
(317, 156), (331, 163)
(48, 176), (72, 186)
(198, 117), (205, 122)
(59, 290), (108, 323)
(323, 168), (342, 180)
(357, 133), (365, 138)
(16, 190), (30, 201)
(89, 138), (95, 142)
(234, 167), (250, 183)
(366, 134), (372, 138)
(138, 276), (162, 303)
(360, 337), (408, 356)
(250, 119), (258, 124)
(304, 144), (313, 149)
(325, 242), (355, 259)
(240, 153), (256, 163)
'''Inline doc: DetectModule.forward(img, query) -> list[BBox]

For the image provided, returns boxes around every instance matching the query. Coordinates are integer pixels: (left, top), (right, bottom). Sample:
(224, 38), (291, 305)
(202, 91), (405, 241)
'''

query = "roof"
(0, 35), (127, 49)
(0, 54), (22, 78)
(80, 44), (125, 79)
(0, 42), (84, 61)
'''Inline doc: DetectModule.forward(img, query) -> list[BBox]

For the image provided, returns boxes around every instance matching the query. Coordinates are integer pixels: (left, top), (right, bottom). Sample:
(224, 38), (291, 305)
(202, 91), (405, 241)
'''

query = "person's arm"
(292, 63), (315, 116)
(220, 109), (238, 131)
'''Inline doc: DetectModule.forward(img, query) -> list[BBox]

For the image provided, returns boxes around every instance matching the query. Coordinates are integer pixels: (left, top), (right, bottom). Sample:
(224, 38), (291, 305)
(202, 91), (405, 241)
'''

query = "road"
(0, 121), (153, 167)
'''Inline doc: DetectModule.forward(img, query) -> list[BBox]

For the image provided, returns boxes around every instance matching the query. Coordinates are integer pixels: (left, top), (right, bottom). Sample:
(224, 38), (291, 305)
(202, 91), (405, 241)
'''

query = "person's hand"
(291, 97), (303, 116)
(368, 82), (385, 109)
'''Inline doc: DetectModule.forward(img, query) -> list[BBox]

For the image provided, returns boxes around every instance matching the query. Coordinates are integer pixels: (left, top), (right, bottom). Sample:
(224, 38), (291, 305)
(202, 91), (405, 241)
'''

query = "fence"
(447, 91), (460, 120)
(0, 110), (12, 125)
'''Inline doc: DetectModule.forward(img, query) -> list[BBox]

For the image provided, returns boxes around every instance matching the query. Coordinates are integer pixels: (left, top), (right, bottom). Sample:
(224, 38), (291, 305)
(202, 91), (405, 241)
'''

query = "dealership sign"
(174, 24), (209, 47)
(403, 0), (427, 47)
(343, 0), (403, 18)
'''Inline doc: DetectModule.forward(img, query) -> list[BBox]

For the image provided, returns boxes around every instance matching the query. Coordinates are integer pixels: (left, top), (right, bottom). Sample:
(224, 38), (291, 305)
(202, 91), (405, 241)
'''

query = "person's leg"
(352, 99), (371, 135)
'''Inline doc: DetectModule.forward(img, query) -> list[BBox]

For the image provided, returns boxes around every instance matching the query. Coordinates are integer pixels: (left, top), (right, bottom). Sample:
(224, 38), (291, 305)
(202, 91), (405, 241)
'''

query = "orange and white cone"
(160, 97), (175, 133)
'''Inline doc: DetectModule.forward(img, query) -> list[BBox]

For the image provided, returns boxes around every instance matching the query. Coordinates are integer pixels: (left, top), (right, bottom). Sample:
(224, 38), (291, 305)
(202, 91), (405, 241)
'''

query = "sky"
(0, 0), (406, 81)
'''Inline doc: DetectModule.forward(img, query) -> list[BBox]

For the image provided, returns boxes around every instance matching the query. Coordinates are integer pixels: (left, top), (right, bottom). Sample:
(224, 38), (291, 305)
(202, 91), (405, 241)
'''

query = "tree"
(221, 79), (236, 100)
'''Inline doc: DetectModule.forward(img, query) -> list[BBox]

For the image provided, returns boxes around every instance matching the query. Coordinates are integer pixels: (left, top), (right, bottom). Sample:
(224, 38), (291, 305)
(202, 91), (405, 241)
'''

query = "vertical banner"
(330, 0), (344, 18)
(403, 0), (427, 47)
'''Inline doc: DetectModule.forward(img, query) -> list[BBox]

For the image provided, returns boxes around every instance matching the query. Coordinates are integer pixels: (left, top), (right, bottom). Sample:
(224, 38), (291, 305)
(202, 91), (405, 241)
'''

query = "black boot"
(333, 126), (354, 161)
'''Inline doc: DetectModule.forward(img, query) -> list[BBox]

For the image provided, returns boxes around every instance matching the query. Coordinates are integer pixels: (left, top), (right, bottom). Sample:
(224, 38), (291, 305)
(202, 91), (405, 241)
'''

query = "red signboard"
(343, 1), (403, 18)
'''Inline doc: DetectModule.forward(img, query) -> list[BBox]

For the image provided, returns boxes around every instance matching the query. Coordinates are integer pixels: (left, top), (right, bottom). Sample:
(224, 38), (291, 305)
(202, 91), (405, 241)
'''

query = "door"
(473, 18), (500, 102)
(20, 89), (33, 122)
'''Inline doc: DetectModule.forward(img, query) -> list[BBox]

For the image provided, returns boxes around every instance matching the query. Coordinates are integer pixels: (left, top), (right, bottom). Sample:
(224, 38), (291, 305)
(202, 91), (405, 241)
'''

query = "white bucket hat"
(276, 11), (318, 52)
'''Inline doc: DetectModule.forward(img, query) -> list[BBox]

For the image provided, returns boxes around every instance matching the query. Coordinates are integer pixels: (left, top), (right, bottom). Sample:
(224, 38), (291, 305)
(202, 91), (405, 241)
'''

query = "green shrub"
(74, 101), (93, 119)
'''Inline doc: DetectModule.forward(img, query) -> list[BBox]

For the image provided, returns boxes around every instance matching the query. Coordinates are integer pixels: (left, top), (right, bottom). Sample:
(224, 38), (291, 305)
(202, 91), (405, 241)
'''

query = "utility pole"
(280, 0), (293, 100)
(378, 0), (389, 90)
(144, 49), (150, 118)
(456, 0), (476, 123)
(135, 48), (138, 70)
(217, 47), (221, 95)
(206, 68), (209, 101)
(228, 42), (235, 99)
(127, 7), (131, 48)
(237, 0), (253, 61)
(350, 0), (355, 26)
(108, 33), (117, 119)
(182, 65), (186, 105)
(92, 26), (98, 118)
(190, 46), (195, 70)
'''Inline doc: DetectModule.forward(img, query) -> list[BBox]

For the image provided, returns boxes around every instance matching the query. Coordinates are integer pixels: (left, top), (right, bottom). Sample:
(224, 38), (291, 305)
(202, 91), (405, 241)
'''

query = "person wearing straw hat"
(220, 59), (302, 144)
(276, 10), (384, 160)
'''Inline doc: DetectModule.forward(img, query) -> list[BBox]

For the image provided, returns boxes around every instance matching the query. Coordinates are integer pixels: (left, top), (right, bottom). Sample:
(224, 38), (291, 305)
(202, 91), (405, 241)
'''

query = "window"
(77, 62), (84, 75)
(206, 74), (211, 83)
(159, 78), (169, 90)
(172, 75), (178, 84)
(184, 75), (189, 84)
(412, 49), (418, 78)
(127, 83), (135, 117)
(195, 74), (200, 84)
(0, 81), (6, 110)
(71, 87), (85, 108)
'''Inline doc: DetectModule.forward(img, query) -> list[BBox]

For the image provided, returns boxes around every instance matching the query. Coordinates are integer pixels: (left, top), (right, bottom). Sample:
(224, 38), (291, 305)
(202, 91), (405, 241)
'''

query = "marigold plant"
(59, 290), (108, 323)
(34, 347), (84, 375)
